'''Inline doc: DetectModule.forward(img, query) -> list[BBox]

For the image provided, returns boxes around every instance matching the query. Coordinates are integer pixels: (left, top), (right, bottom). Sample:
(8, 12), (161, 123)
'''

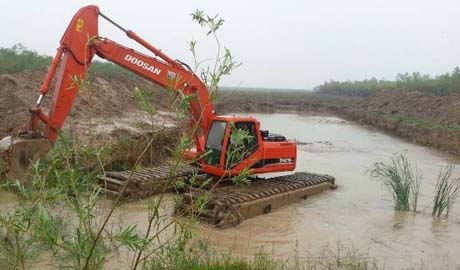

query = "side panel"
(254, 140), (297, 173)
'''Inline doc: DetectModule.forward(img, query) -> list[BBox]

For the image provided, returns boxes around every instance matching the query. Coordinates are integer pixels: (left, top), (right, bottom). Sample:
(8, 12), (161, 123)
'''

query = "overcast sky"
(1, 0), (459, 89)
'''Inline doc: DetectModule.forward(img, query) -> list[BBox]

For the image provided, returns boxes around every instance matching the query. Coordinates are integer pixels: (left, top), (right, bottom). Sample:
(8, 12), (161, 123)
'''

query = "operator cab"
(202, 116), (296, 176)
(204, 117), (258, 168)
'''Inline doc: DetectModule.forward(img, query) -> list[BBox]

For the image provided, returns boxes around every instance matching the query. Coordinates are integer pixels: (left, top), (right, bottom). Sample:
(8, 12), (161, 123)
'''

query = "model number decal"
(280, 143), (293, 147)
(280, 158), (294, 163)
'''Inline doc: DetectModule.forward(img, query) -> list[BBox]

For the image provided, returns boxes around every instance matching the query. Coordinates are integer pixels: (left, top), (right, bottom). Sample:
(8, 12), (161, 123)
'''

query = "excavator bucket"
(0, 136), (52, 182)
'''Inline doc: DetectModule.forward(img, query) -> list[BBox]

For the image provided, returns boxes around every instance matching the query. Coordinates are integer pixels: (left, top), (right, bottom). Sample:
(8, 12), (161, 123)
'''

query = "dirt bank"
(332, 91), (460, 156)
(0, 70), (179, 169)
(217, 89), (460, 156)
(3, 69), (460, 162)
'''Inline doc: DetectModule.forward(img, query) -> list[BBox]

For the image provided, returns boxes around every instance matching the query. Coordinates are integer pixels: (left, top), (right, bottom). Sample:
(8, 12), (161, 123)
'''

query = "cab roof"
(213, 114), (259, 123)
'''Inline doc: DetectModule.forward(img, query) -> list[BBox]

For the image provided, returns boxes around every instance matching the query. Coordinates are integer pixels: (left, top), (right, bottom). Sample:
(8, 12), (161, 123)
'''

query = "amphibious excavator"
(0, 6), (335, 228)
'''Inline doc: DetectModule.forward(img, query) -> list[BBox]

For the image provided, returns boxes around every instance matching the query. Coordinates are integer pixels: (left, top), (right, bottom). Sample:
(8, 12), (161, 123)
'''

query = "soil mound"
(358, 90), (460, 126)
(0, 70), (179, 174)
(0, 70), (174, 138)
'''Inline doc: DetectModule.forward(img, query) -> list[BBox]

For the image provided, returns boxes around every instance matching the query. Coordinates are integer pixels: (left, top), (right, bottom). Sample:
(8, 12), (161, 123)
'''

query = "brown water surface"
(3, 114), (460, 269)
(199, 113), (460, 268)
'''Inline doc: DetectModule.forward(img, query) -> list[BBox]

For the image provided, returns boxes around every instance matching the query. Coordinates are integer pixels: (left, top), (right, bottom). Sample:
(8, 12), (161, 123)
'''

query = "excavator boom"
(30, 5), (213, 154)
(1, 5), (298, 180)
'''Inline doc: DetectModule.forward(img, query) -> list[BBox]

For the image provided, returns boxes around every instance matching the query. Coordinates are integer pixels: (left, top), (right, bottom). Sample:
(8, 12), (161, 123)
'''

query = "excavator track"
(99, 164), (336, 228)
(97, 163), (198, 199)
(176, 172), (336, 228)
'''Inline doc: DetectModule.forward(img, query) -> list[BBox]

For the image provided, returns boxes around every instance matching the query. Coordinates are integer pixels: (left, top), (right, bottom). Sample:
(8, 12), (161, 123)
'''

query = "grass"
(147, 241), (383, 270)
(384, 114), (435, 129)
(384, 113), (460, 131)
(432, 165), (460, 218)
(370, 154), (421, 212)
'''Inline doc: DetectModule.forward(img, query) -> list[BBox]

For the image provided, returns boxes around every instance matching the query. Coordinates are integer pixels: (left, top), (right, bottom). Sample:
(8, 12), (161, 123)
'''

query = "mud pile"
(0, 70), (175, 137)
(358, 90), (460, 126)
(0, 70), (179, 169)
(216, 90), (357, 114)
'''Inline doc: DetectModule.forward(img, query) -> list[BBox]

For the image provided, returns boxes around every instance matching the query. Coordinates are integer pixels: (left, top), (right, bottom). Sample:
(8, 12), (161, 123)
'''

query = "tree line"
(0, 44), (133, 79)
(316, 68), (460, 97)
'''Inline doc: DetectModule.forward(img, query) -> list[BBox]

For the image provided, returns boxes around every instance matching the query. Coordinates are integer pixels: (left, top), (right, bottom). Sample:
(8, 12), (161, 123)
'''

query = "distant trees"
(316, 68), (460, 97)
(0, 44), (51, 74)
(0, 44), (133, 79)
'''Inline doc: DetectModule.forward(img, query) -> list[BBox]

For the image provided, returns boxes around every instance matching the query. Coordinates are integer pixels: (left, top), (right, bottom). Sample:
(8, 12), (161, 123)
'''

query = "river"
(3, 113), (460, 269)
(199, 113), (460, 269)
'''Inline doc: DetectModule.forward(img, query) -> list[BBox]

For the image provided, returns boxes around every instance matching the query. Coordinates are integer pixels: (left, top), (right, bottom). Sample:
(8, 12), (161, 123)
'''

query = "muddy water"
(200, 113), (460, 269)
(3, 114), (460, 269)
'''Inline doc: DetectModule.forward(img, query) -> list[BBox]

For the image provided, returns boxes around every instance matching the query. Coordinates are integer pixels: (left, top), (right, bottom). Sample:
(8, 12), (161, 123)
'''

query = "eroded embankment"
(217, 90), (460, 156)
(0, 70), (180, 170)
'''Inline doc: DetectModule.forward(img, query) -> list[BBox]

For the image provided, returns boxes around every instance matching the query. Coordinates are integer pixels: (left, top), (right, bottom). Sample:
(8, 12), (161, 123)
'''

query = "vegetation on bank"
(316, 68), (460, 97)
(384, 114), (436, 129)
(0, 44), (133, 79)
(382, 113), (460, 131)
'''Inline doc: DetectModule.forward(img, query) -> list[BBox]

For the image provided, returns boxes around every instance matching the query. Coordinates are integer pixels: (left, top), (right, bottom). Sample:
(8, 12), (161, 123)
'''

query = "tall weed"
(432, 165), (460, 218)
(370, 155), (421, 211)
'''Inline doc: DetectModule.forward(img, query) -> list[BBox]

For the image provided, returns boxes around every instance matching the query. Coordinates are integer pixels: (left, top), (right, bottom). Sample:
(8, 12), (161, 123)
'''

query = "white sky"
(1, 0), (459, 89)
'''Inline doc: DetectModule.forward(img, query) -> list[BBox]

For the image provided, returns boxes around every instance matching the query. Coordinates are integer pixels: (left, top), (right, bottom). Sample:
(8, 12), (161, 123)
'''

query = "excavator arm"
(1, 5), (298, 181)
(2, 5), (335, 220)
(30, 5), (214, 153)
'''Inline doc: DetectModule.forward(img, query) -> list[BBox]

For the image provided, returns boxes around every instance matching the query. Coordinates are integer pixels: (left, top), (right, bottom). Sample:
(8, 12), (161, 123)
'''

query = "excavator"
(0, 5), (296, 179)
(0, 5), (336, 228)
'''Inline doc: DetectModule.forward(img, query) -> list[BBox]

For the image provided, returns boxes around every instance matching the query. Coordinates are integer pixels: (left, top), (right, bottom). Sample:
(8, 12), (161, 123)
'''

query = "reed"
(432, 165), (460, 218)
(370, 154), (421, 212)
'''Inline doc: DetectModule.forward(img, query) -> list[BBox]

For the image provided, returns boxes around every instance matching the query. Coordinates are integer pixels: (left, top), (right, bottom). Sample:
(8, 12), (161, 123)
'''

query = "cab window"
(204, 121), (227, 166)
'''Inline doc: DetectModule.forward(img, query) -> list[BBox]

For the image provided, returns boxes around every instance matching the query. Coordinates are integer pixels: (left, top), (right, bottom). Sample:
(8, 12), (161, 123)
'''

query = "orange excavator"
(1, 6), (337, 227)
(0, 5), (297, 180)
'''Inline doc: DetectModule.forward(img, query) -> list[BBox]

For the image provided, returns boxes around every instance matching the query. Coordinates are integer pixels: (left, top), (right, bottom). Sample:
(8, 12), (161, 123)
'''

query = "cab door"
(203, 120), (228, 166)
